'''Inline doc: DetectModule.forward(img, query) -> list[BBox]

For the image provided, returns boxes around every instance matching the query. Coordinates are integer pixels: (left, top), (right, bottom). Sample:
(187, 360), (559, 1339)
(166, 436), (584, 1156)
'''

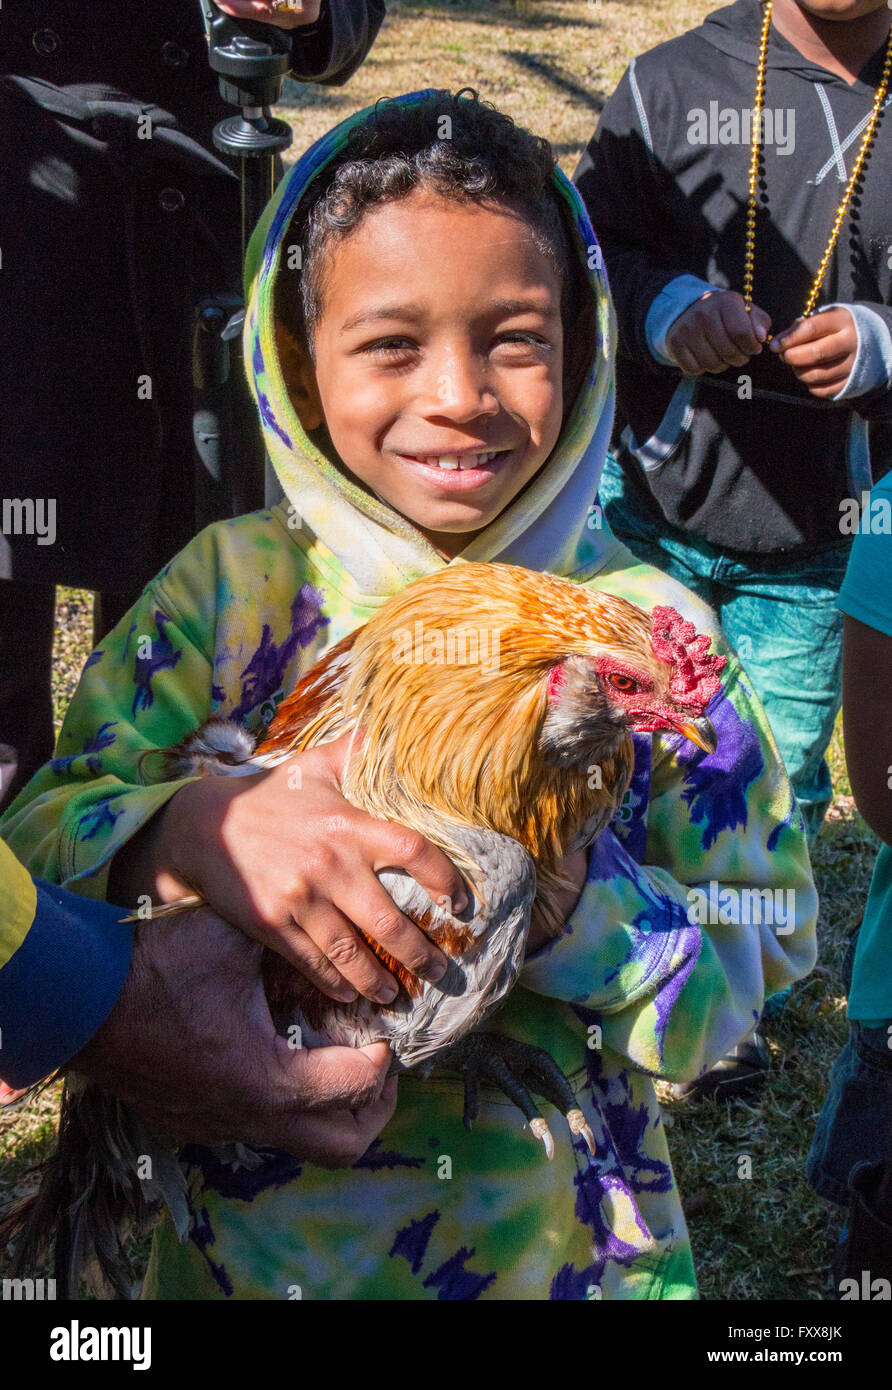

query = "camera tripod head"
(197, 1), (294, 265)
(197, 0), (294, 163)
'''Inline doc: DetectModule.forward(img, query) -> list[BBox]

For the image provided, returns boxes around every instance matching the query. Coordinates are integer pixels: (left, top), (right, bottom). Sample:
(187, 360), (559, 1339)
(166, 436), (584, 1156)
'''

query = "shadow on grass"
(506, 50), (606, 111)
(389, 0), (607, 32)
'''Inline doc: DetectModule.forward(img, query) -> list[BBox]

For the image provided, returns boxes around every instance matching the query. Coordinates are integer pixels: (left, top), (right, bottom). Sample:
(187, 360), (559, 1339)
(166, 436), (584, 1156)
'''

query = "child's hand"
(136, 733), (466, 1006)
(770, 308), (857, 398)
(526, 846), (589, 955)
(665, 291), (771, 374)
(215, 0), (322, 30)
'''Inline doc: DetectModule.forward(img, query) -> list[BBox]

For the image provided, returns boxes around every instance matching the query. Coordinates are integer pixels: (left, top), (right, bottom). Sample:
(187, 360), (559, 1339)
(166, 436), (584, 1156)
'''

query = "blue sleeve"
(286, 0), (386, 86)
(645, 274), (717, 366)
(0, 882), (133, 1089)
(820, 303), (892, 401)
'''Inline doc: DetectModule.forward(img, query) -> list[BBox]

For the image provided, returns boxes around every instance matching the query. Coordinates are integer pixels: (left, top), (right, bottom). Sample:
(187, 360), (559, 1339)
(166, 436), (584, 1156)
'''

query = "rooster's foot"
(438, 1032), (596, 1161)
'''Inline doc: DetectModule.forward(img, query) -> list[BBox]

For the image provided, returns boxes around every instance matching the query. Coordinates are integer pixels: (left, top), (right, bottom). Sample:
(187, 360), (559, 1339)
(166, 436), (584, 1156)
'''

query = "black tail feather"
(0, 1078), (187, 1299)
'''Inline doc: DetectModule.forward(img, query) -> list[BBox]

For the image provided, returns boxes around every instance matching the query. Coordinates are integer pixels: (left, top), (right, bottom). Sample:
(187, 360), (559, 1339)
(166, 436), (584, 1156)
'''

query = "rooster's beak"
(671, 715), (717, 754)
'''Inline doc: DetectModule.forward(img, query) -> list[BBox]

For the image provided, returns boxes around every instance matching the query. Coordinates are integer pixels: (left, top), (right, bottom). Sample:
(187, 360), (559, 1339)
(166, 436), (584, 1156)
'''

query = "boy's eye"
(492, 332), (553, 357)
(361, 337), (418, 358)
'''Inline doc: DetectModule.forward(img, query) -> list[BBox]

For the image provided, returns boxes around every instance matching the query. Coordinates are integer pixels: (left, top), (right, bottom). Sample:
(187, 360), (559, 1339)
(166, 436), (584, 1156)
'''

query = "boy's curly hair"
(276, 90), (595, 408)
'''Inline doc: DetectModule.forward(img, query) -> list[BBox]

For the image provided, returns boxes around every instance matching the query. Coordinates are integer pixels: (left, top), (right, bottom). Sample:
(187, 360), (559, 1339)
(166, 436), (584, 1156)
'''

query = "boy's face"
(294, 190), (566, 559)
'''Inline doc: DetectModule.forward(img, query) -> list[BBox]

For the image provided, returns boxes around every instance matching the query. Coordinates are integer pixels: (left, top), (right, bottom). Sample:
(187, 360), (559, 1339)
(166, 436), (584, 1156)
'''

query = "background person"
(575, 0), (892, 1093)
(807, 467), (892, 1288)
(574, 0), (892, 850)
(0, 0), (384, 811)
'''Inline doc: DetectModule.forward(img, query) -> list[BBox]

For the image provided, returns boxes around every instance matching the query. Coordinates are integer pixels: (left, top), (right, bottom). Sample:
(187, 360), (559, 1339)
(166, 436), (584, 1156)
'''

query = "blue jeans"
(807, 1021), (892, 1206)
(598, 454), (850, 845)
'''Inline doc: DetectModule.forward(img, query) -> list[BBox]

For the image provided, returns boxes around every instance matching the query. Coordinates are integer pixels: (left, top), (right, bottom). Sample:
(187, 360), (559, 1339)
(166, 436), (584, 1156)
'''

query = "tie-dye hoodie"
(1, 93), (817, 1301)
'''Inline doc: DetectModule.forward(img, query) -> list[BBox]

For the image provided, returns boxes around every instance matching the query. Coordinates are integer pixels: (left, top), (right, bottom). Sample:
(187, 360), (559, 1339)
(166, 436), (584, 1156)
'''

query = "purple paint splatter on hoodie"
(182, 1145), (303, 1202)
(672, 694), (764, 850)
(79, 799), (123, 840)
(188, 1203), (234, 1297)
(353, 1139), (425, 1173)
(51, 721), (117, 777)
(230, 584), (330, 722)
(609, 734), (652, 861)
(132, 612), (183, 719)
(422, 1246), (497, 1300)
(257, 390), (293, 451)
(389, 1210), (440, 1274)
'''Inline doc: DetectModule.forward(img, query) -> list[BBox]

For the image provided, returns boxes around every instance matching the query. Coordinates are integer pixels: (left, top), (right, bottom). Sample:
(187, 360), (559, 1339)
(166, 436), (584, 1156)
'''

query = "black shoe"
(668, 1031), (770, 1102)
(832, 1159), (892, 1295)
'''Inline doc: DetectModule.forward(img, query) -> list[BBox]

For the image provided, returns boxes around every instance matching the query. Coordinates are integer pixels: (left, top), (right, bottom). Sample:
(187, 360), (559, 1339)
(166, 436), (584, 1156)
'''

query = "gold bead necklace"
(743, 0), (892, 340)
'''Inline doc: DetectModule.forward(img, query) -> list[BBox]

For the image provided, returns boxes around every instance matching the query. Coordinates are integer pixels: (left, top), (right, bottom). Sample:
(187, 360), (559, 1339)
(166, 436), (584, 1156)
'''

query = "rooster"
(2, 561), (724, 1297)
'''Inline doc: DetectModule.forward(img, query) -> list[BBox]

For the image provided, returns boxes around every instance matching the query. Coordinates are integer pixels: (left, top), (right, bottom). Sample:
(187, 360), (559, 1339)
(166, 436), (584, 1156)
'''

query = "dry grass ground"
(276, 0), (708, 176)
(0, 0), (877, 1301)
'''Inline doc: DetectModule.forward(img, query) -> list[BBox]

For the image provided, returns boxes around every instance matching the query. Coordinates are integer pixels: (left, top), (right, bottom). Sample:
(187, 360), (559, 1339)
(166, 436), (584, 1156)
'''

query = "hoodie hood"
(244, 91), (617, 602)
(694, 0), (880, 80)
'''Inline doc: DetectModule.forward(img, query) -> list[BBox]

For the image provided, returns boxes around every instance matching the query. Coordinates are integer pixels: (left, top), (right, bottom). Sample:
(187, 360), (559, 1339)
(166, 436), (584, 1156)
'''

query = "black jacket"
(0, 0), (385, 591)
(575, 0), (892, 558)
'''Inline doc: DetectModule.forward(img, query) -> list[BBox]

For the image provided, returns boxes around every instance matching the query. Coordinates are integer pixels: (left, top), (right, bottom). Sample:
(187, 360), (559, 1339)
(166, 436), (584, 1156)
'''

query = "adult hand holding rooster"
(72, 905), (397, 1162)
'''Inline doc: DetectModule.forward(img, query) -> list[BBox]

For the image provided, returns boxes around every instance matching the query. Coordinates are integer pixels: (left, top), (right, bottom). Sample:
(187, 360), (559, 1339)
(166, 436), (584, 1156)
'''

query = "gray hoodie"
(575, 0), (892, 557)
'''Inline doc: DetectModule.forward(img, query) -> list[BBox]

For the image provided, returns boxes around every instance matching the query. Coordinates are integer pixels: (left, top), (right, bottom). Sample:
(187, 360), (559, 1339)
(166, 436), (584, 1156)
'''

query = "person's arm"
(71, 906), (397, 1161)
(770, 303), (892, 415)
(832, 304), (892, 409)
(573, 64), (700, 372)
(575, 65), (771, 376)
(0, 843), (397, 1154)
(0, 575), (216, 902)
(521, 650), (817, 1082)
(842, 615), (892, 845)
(0, 842), (132, 1089)
(285, 0), (386, 86)
(217, 0), (386, 86)
(839, 484), (892, 844)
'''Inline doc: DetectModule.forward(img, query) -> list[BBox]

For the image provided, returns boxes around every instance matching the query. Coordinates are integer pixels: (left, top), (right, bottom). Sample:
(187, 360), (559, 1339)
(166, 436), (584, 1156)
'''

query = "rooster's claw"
(437, 1032), (596, 1161)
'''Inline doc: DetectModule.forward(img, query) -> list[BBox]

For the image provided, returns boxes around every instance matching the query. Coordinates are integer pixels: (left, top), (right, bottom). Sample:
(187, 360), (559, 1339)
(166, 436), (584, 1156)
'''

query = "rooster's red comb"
(651, 606), (727, 711)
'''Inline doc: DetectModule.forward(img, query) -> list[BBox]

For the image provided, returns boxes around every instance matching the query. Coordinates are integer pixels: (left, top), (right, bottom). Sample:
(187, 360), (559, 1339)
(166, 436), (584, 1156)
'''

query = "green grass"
(0, 0), (877, 1300)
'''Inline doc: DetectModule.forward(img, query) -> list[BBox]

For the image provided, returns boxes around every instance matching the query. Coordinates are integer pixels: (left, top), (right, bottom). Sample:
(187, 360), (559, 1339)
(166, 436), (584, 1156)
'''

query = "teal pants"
(598, 454), (850, 846)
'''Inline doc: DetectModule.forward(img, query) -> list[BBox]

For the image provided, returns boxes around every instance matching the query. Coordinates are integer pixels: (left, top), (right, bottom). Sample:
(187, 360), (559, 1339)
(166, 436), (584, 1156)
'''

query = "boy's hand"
(770, 308), (857, 397)
(146, 733), (463, 1006)
(665, 291), (771, 374)
(214, 0), (322, 29)
(73, 907), (398, 1163)
(526, 846), (589, 955)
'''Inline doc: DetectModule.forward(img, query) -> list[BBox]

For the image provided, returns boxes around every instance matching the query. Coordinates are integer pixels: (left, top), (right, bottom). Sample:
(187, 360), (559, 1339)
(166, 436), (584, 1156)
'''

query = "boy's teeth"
(428, 451), (499, 470)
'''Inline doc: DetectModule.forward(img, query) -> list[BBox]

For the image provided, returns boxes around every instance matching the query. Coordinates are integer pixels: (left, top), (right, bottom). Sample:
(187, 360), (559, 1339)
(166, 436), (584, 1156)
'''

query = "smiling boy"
(1, 91), (816, 1299)
(283, 194), (567, 553)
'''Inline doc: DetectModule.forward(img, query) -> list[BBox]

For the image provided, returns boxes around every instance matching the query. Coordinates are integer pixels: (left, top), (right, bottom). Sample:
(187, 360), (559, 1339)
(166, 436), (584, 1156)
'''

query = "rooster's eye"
(607, 673), (638, 693)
